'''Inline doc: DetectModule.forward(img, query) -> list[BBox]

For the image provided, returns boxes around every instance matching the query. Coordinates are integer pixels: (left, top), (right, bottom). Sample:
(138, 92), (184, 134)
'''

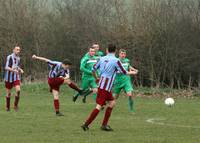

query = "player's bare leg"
(52, 90), (63, 116)
(14, 85), (21, 111)
(5, 89), (11, 111)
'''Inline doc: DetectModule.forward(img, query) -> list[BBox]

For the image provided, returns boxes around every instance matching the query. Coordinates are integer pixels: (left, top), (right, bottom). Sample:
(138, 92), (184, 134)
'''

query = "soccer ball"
(164, 98), (175, 106)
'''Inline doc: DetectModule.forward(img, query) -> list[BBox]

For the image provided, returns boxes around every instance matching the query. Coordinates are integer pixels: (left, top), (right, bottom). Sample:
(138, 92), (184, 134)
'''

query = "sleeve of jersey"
(92, 59), (100, 72)
(116, 60), (127, 75)
(80, 58), (92, 74)
(5, 56), (12, 69)
(47, 60), (59, 66)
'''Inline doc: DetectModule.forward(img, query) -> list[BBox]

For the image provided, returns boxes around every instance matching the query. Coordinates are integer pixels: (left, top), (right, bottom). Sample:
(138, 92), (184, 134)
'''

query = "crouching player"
(113, 49), (138, 112)
(32, 55), (88, 116)
(5, 45), (24, 111)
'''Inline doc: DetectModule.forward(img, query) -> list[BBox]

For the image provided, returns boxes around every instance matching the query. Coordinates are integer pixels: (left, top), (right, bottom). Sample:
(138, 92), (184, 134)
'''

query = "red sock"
(85, 108), (100, 126)
(14, 91), (20, 108)
(6, 96), (10, 110)
(54, 99), (59, 112)
(68, 82), (80, 92)
(14, 95), (20, 108)
(102, 107), (113, 126)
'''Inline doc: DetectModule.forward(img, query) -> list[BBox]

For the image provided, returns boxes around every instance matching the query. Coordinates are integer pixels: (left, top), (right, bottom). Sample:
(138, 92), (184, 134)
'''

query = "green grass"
(0, 83), (200, 143)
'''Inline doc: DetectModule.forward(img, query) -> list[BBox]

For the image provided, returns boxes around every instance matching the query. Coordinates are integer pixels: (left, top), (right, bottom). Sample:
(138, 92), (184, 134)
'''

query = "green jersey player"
(84, 43), (104, 61)
(73, 46), (98, 103)
(92, 43), (104, 60)
(113, 49), (138, 112)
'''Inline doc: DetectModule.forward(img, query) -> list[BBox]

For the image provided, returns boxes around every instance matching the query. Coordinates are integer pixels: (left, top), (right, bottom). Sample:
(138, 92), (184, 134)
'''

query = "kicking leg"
(65, 79), (89, 96)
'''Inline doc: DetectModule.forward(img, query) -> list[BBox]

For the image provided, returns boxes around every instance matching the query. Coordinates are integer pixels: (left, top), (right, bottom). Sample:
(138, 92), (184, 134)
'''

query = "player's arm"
(129, 66), (138, 74)
(17, 59), (24, 74)
(92, 59), (101, 82)
(5, 56), (18, 73)
(32, 54), (50, 63)
(116, 60), (136, 75)
(80, 58), (92, 74)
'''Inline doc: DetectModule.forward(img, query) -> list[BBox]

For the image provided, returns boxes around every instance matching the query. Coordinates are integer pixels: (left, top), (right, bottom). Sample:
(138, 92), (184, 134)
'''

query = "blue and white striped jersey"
(48, 60), (69, 78)
(5, 53), (21, 82)
(92, 54), (127, 92)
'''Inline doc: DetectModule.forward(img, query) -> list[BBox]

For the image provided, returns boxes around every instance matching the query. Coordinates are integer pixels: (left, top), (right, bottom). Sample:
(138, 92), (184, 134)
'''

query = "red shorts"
(96, 88), (114, 106)
(5, 80), (21, 89)
(48, 78), (64, 92)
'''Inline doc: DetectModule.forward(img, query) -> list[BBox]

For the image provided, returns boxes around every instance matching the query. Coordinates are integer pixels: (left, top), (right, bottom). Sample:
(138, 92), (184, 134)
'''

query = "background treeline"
(0, 0), (200, 89)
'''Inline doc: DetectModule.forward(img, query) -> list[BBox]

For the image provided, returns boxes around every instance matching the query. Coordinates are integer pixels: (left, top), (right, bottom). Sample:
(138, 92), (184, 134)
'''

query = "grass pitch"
(0, 83), (200, 143)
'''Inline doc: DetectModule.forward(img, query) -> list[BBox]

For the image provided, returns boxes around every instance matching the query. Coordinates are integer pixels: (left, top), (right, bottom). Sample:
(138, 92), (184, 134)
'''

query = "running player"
(32, 55), (88, 116)
(113, 49), (138, 112)
(73, 46), (98, 103)
(81, 44), (137, 131)
(5, 45), (24, 111)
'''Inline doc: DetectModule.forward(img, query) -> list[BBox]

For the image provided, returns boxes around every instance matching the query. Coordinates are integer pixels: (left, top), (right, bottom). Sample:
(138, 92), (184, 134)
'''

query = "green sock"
(84, 89), (93, 97)
(74, 92), (80, 97)
(128, 97), (135, 112)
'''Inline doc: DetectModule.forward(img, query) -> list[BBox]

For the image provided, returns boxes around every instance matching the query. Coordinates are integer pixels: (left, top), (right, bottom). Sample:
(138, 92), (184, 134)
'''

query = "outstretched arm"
(32, 55), (50, 63)
(116, 60), (137, 75)
(129, 66), (138, 74)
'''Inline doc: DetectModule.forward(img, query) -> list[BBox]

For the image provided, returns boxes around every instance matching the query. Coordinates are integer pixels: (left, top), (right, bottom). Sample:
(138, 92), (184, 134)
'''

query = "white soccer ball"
(164, 98), (175, 106)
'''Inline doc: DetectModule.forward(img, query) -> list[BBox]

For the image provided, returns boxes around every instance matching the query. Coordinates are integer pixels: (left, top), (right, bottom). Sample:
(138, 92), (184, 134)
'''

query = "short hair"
(92, 42), (98, 45)
(107, 44), (116, 53)
(88, 46), (95, 50)
(119, 49), (126, 53)
(92, 43), (99, 48)
(14, 43), (21, 48)
(62, 59), (72, 65)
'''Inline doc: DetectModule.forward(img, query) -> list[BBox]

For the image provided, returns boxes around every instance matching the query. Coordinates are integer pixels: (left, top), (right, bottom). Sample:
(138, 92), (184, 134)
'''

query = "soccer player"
(84, 43), (104, 60)
(5, 45), (24, 111)
(113, 49), (138, 112)
(74, 43), (104, 103)
(92, 43), (104, 60)
(81, 44), (137, 131)
(32, 55), (88, 116)
(73, 46), (98, 103)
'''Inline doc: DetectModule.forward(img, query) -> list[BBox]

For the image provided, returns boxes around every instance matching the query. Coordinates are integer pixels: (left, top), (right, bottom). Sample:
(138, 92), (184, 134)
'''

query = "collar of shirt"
(12, 53), (18, 58)
(107, 53), (115, 57)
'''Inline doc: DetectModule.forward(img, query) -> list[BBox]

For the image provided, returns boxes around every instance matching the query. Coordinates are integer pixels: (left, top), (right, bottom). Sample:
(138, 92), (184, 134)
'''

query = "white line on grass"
(146, 118), (200, 129)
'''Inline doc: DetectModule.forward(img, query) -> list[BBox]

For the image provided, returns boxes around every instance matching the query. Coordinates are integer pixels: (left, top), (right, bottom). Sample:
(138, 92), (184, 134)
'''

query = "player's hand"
(96, 78), (100, 84)
(133, 69), (138, 74)
(64, 73), (70, 79)
(32, 55), (37, 59)
(13, 69), (19, 74)
(19, 69), (24, 74)
(128, 70), (137, 75)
